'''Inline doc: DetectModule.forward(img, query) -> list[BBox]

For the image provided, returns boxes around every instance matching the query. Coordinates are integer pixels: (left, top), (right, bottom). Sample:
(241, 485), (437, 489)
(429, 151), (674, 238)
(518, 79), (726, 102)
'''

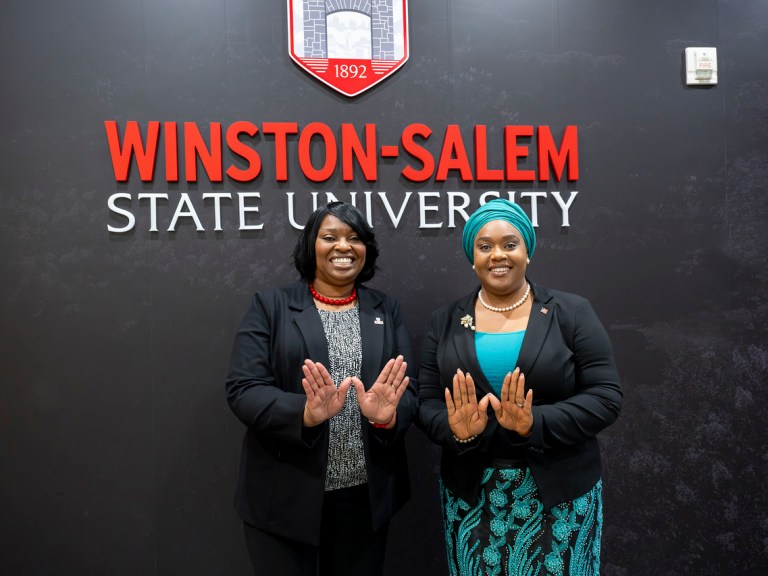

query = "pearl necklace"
(309, 282), (357, 306)
(478, 283), (531, 313)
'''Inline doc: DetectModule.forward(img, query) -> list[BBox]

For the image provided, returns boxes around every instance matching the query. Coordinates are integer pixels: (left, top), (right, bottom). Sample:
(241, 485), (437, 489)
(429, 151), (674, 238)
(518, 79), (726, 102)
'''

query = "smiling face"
(313, 214), (367, 295)
(473, 219), (529, 299)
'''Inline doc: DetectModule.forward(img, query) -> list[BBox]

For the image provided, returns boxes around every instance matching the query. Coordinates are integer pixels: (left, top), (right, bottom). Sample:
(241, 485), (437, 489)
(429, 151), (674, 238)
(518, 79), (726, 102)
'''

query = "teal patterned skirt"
(440, 467), (602, 576)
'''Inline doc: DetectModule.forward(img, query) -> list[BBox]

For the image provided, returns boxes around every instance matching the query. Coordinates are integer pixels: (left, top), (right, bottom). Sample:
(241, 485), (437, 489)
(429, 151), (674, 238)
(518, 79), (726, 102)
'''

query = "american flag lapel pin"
(374, 317), (384, 325)
(540, 307), (549, 315)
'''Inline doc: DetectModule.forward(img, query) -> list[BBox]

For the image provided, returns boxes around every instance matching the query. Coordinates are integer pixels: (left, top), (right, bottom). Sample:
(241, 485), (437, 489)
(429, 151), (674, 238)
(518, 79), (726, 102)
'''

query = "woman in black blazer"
(418, 198), (622, 576)
(227, 202), (416, 576)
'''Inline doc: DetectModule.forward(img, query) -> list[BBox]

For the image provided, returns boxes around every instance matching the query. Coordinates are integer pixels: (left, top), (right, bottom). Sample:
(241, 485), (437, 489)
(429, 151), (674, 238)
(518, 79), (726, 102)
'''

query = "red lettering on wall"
(164, 122), (179, 182)
(400, 123), (434, 182)
(104, 120), (580, 185)
(104, 120), (160, 182)
(225, 121), (262, 182)
(262, 122), (299, 181)
(184, 122), (223, 182)
(504, 125), (535, 182)
(341, 124), (377, 182)
(538, 125), (579, 181)
(474, 125), (503, 181)
(299, 122), (337, 182)
(436, 125), (473, 182)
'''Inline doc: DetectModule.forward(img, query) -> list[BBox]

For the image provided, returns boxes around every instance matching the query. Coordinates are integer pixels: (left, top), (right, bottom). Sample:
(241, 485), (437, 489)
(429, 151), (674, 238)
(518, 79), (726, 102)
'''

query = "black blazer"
(226, 281), (417, 545)
(417, 282), (622, 509)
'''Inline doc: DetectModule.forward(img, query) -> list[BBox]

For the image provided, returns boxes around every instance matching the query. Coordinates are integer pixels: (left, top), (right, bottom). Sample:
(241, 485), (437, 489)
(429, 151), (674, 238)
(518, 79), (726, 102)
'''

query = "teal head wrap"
(462, 199), (536, 263)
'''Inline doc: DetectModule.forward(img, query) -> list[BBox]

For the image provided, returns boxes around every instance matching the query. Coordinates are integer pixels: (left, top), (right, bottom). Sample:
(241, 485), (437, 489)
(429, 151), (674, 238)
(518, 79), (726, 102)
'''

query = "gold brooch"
(460, 314), (476, 331)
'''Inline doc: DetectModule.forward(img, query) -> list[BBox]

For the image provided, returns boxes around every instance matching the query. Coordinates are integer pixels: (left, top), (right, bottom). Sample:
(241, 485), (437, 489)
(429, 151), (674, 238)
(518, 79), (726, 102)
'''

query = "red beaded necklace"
(309, 282), (358, 306)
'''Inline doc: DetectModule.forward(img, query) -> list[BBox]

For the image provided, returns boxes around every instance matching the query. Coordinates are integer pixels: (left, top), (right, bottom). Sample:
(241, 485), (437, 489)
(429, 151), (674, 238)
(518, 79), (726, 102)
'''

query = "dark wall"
(2, 1), (767, 574)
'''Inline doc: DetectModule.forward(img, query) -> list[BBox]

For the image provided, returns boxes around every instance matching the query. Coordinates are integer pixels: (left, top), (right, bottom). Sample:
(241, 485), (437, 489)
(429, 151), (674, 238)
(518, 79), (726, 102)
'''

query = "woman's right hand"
(301, 359), (350, 427)
(445, 369), (491, 441)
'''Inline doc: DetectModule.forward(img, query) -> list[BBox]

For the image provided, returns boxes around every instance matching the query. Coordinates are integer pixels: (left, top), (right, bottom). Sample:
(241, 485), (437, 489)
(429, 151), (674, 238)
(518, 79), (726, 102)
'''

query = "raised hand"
(352, 355), (409, 429)
(301, 359), (350, 427)
(488, 368), (533, 436)
(445, 369), (491, 441)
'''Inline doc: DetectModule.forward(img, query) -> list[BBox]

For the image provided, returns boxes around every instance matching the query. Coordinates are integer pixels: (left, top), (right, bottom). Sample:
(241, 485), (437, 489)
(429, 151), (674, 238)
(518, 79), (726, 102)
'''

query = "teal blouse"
(475, 331), (526, 396)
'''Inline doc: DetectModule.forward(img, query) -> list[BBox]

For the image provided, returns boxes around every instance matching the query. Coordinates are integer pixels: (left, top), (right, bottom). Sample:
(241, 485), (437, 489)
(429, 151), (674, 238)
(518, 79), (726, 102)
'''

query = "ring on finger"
(515, 402), (524, 408)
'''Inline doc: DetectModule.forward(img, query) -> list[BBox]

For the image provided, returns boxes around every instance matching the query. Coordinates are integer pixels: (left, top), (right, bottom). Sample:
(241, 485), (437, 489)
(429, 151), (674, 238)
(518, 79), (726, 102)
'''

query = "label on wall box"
(287, 0), (409, 97)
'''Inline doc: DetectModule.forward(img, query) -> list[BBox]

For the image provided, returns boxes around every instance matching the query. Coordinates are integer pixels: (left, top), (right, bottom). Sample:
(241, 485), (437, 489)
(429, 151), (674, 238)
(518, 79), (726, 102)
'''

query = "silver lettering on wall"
(107, 190), (578, 233)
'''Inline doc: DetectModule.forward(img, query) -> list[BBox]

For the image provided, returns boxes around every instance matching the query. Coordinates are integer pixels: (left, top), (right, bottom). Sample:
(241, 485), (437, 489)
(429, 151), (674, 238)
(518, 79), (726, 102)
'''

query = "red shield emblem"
(287, 0), (409, 97)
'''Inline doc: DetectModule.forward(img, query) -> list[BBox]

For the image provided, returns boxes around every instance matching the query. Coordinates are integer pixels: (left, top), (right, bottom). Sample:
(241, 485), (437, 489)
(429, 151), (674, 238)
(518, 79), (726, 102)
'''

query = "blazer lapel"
(357, 286), (385, 390)
(452, 290), (495, 396)
(290, 282), (330, 367)
(517, 282), (555, 376)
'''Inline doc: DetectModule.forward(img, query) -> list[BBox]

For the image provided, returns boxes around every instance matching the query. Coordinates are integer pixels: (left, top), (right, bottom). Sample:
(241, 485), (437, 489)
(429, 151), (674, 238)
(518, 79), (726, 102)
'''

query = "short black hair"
(293, 201), (379, 283)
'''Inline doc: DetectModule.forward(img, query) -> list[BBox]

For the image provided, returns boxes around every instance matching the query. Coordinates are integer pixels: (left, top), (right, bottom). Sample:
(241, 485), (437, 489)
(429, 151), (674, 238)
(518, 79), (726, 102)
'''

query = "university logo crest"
(287, 0), (409, 97)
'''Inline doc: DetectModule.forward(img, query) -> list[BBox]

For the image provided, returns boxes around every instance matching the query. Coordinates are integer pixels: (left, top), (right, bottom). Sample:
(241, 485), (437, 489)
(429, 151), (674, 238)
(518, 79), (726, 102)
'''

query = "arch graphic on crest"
(288, 0), (409, 97)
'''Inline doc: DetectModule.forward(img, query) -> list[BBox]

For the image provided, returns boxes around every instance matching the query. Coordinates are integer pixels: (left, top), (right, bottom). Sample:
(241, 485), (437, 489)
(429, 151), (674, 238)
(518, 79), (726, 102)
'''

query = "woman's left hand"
(352, 355), (409, 429)
(488, 368), (533, 436)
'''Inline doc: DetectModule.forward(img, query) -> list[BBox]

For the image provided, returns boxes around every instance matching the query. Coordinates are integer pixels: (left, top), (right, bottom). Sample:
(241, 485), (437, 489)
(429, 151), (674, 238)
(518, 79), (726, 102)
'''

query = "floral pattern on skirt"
(440, 467), (602, 576)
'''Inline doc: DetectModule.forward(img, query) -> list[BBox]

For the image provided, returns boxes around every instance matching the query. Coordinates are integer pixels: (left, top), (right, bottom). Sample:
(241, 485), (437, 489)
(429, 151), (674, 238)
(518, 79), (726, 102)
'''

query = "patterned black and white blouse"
(317, 306), (367, 491)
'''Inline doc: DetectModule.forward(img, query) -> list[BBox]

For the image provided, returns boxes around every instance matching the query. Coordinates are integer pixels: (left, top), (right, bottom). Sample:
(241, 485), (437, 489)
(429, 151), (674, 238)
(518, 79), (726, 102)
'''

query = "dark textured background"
(1, 1), (767, 574)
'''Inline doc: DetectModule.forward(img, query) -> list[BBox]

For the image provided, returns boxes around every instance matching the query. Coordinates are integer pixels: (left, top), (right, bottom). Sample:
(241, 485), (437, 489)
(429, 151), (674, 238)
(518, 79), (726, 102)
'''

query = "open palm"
(488, 368), (533, 436)
(445, 369), (490, 441)
(352, 355), (409, 426)
(301, 359), (350, 427)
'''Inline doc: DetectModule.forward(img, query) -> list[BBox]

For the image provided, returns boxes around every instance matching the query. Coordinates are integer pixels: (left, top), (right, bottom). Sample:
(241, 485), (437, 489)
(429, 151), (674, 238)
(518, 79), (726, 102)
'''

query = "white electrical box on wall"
(685, 47), (718, 85)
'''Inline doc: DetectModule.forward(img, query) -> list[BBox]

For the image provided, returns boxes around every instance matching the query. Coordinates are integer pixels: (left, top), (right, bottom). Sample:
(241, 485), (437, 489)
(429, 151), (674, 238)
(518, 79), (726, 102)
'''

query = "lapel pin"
(540, 307), (549, 315)
(374, 317), (384, 325)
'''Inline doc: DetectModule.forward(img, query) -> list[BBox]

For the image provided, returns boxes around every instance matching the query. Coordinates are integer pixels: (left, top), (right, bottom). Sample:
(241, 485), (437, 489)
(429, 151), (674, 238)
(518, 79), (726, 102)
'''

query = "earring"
(472, 265), (475, 270)
(526, 258), (530, 264)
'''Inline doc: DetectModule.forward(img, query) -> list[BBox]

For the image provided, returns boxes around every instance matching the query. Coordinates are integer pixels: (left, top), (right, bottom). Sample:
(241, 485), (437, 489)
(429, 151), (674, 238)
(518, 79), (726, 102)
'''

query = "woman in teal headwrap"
(417, 198), (622, 575)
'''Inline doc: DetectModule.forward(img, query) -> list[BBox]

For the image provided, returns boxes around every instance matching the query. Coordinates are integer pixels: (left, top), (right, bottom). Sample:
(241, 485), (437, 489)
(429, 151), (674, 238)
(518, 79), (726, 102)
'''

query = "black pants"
(244, 483), (389, 576)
